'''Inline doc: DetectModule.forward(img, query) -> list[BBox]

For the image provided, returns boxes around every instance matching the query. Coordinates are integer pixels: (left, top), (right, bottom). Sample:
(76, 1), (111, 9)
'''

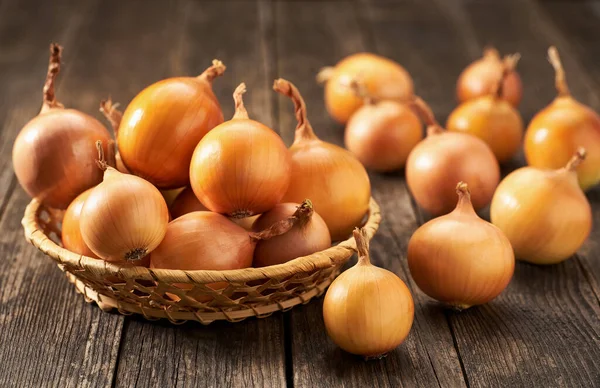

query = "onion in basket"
(62, 188), (99, 259)
(252, 200), (331, 267)
(80, 141), (169, 262)
(12, 44), (113, 209)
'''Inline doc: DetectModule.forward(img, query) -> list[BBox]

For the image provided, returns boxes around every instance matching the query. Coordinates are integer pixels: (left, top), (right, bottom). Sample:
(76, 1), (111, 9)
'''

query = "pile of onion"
(273, 78), (371, 241)
(80, 142), (169, 262)
(491, 149), (592, 265)
(524, 46), (600, 190)
(457, 47), (522, 107)
(13, 44), (114, 209)
(344, 78), (423, 172)
(317, 53), (413, 124)
(252, 200), (331, 267)
(190, 83), (291, 218)
(323, 228), (414, 358)
(447, 54), (524, 164)
(408, 182), (514, 309)
(118, 60), (226, 188)
(406, 97), (500, 216)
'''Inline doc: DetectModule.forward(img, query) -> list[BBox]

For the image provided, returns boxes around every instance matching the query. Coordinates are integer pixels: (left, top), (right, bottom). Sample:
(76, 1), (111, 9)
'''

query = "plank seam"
(574, 254), (600, 306)
(445, 312), (471, 388)
(110, 318), (129, 388)
(0, 175), (17, 225)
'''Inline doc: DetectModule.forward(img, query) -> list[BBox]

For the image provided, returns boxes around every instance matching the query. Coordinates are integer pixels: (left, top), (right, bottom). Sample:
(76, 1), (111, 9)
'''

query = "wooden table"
(1, 1), (599, 387)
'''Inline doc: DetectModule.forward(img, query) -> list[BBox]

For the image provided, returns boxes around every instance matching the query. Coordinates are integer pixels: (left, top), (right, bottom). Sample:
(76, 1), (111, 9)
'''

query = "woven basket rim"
(22, 197), (381, 283)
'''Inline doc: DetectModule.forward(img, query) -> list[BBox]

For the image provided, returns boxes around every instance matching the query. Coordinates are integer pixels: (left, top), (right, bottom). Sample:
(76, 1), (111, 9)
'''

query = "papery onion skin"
(170, 187), (207, 219)
(344, 82), (423, 171)
(406, 98), (499, 216)
(13, 44), (113, 209)
(274, 78), (371, 241)
(524, 47), (600, 190)
(62, 188), (99, 259)
(491, 150), (592, 265)
(150, 211), (254, 271)
(408, 182), (514, 309)
(118, 60), (226, 189)
(252, 201), (331, 267)
(457, 48), (522, 107)
(323, 228), (414, 358)
(320, 53), (414, 124)
(190, 83), (291, 218)
(80, 143), (169, 262)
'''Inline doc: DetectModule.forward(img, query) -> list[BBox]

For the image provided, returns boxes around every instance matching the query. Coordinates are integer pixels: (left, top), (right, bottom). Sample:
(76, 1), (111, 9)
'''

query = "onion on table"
(447, 54), (524, 164)
(117, 59), (226, 188)
(80, 142), (169, 263)
(405, 97), (499, 216)
(457, 47), (522, 107)
(524, 46), (600, 190)
(190, 83), (291, 219)
(273, 78), (371, 241)
(344, 78), (423, 172)
(323, 228), (414, 359)
(408, 182), (514, 309)
(491, 148), (592, 265)
(317, 53), (413, 124)
(12, 44), (114, 209)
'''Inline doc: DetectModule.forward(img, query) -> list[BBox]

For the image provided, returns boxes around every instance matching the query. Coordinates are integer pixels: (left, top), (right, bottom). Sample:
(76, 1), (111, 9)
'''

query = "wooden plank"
(274, 2), (465, 386)
(113, 2), (287, 387)
(0, 1), (130, 387)
(536, 0), (600, 299)
(411, 1), (600, 386)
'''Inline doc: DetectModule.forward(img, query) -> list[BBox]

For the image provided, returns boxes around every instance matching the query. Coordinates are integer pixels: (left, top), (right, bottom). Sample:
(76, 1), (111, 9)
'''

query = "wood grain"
(274, 2), (465, 386)
(113, 2), (287, 387)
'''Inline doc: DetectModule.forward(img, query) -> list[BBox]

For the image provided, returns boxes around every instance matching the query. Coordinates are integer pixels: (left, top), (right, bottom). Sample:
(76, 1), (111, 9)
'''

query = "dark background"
(0, 0), (599, 387)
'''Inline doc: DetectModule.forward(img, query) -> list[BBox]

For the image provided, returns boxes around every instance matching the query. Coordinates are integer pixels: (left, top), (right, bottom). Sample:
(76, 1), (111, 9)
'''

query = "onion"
(344, 78), (423, 172)
(491, 149), (592, 265)
(252, 200), (331, 267)
(273, 78), (371, 241)
(190, 83), (291, 218)
(408, 182), (514, 309)
(317, 53), (413, 124)
(406, 97), (500, 216)
(323, 228), (414, 358)
(12, 44), (113, 209)
(524, 47), (600, 190)
(457, 47), (522, 107)
(447, 54), (524, 163)
(80, 142), (169, 262)
(62, 188), (98, 259)
(118, 60), (226, 189)
(170, 187), (207, 219)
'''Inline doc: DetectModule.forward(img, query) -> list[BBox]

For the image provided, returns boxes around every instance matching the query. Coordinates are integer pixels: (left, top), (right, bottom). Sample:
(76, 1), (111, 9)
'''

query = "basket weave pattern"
(22, 198), (381, 324)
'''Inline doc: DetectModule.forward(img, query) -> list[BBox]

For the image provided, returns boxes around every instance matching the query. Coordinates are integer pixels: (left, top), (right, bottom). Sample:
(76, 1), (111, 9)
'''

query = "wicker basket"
(21, 197), (381, 324)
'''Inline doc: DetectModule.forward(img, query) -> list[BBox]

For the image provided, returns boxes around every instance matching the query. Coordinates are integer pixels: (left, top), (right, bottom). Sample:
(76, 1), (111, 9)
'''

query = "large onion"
(12, 44), (113, 209)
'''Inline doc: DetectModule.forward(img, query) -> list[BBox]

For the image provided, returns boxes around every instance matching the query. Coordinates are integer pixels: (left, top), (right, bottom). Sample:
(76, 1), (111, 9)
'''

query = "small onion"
(118, 60), (226, 188)
(447, 54), (524, 163)
(408, 182), (514, 309)
(80, 142), (169, 262)
(323, 228), (414, 358)
(170, 187), (208, 219)
(318, 53), (413, 124)
(406, 97), (500, 216)
(274, 78), (371, 241)
(344, 79), (423, 172)
(524, 47), (600, 190)
(457, 47), (522, 107)
(12, 44), (113, 209)
(252, 200), (331, 267)
(491, 149), (592, 265)
(62, 188), (98, 259)
(190, 83), (291, 218)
